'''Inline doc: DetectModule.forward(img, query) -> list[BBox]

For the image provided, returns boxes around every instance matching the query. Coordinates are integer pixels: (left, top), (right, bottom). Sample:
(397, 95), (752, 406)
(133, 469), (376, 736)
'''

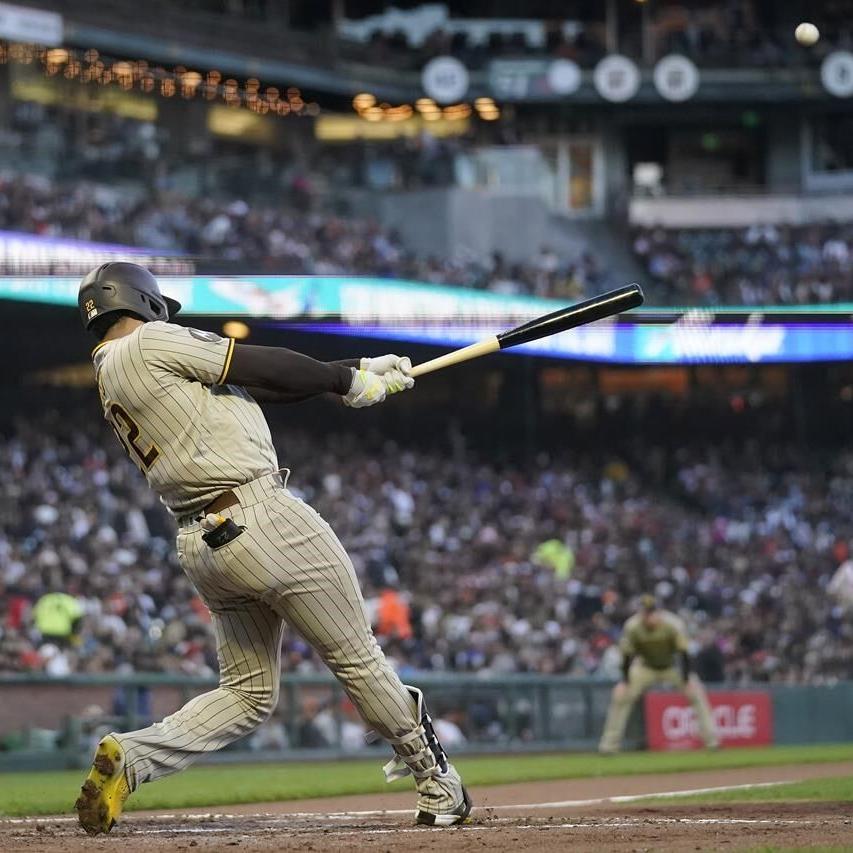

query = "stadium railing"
(2, 674), (853, 771)
(0, 673), (627, 770)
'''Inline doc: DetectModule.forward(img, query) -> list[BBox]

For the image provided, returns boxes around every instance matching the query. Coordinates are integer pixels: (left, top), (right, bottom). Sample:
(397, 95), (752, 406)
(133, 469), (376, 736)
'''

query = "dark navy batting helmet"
(78, 262), (181, 331)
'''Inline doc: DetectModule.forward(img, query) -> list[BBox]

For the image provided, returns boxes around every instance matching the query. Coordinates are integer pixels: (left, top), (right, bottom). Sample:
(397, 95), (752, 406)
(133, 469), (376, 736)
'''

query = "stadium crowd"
(632, 224), (853, 305)
(0, 172), (603, 300)
(1, 408), (851, 690)
(6, 171), (853, 305)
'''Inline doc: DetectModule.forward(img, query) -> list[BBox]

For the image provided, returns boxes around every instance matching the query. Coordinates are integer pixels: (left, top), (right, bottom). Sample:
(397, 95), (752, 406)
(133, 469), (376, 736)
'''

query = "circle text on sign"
(593, 55), (640, 103)
(422, 56), (470, 104)
(547, 59), (582, 96)
(821, 51), (853, 97)
(653, 55), (700, 102)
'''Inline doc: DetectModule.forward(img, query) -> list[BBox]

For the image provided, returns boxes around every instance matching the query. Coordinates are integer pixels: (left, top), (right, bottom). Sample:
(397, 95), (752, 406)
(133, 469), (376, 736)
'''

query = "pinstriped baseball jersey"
(92, 321), (277, 517)
(84, 318), (465, 819)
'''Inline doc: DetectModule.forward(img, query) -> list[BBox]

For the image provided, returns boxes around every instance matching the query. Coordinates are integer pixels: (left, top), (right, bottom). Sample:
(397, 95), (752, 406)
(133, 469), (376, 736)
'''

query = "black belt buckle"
(201, 517), (246, 550)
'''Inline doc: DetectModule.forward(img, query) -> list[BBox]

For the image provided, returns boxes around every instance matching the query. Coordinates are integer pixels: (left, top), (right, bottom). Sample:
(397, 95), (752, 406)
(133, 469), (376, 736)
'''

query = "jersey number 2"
(108, 403), (160, 470)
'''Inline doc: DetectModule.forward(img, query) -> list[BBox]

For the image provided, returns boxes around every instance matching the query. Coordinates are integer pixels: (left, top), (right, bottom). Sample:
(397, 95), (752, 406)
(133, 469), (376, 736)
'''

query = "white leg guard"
(379, 686), (472, 826)
(381, 686), (448, 781)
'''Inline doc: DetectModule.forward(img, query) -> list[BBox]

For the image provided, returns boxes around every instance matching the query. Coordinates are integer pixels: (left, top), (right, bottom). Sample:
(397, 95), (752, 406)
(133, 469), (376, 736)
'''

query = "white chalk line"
(486, 779), (792, 810)
(0, 777), (835, 833)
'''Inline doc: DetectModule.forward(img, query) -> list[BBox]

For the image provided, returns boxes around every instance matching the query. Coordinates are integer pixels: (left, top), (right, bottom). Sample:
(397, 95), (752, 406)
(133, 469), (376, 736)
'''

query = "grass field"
(646, 774), (853, 805)
(2, 743), (853, 817)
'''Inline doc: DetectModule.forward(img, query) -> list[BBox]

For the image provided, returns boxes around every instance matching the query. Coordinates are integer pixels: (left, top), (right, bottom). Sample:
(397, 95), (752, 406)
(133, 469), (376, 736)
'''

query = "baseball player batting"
(73, 263), (471, 833)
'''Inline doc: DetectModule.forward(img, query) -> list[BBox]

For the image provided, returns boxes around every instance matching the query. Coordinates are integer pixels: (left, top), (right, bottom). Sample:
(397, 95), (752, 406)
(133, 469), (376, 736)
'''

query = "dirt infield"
(4, 761), (853, 852)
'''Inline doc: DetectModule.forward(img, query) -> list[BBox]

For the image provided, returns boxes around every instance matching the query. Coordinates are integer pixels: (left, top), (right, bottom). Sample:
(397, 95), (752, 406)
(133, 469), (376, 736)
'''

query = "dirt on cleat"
(74, 736), (129, 835)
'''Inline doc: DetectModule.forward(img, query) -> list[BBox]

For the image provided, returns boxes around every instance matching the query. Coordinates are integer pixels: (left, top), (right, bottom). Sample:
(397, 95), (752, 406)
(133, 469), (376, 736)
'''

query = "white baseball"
(795, 22), (820, 46)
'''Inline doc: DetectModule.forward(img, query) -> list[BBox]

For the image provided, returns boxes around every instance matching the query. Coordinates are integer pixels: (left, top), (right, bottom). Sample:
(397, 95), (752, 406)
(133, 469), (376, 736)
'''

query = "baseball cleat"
(74, 735), (130, 835)
(414, 765), (472, 826)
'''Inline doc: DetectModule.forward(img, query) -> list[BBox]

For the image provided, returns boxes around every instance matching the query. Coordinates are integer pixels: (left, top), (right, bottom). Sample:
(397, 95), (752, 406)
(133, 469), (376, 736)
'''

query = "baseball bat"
(409, 283), (644, 378)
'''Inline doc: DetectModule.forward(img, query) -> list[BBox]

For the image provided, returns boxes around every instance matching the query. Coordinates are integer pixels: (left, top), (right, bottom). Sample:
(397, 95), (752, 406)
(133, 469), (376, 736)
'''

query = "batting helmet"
(78, 262), (181, 331)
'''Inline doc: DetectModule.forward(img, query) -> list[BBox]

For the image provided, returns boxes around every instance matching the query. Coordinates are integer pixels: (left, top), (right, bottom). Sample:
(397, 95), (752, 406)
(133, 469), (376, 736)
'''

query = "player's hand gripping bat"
(409, 284), (644, 378)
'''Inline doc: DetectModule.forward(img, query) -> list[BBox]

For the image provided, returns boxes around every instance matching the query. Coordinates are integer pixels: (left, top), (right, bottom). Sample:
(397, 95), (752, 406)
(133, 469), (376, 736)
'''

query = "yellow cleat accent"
(74, 735), (130, 835)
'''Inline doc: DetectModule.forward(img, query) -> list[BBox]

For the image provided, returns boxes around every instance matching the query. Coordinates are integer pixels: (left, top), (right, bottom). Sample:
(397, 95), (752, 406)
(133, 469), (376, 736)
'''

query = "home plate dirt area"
(4, 762), (852, 853)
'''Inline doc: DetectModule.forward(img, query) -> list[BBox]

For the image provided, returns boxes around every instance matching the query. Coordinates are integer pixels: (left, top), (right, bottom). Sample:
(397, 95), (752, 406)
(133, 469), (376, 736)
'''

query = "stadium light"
(0, 39), (312, 122)
(353, 92), (376, 111)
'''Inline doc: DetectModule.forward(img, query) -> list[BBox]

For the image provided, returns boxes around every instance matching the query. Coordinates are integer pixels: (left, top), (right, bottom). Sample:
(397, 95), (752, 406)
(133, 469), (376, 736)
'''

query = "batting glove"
(383, 367), (414, 395)
(343, 369), (387, 408)
(360, 354), (413, 377)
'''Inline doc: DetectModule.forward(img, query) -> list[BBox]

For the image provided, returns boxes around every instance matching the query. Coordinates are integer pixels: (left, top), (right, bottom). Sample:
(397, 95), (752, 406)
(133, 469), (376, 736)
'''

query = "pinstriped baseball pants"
(114, 474), (419, 790)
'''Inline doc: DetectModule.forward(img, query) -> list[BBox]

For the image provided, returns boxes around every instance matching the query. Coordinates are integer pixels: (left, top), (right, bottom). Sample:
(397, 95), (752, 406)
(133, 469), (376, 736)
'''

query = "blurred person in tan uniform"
(599, 595), (718, 753)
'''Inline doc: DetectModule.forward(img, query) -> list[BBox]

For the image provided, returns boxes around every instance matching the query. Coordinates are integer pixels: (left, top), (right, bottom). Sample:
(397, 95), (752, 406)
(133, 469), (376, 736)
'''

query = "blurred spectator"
(311, 698), (368, 752)
(433, 711), (467, 748)
(376, 587), (413, 641)
(249, 718), (290, 751)
(693, 630), (727, 684)
(533, 539), (575, 580)
(829, 559), (853, 610)
(633, 224), (853, 305)
(32, 591), (83, 646)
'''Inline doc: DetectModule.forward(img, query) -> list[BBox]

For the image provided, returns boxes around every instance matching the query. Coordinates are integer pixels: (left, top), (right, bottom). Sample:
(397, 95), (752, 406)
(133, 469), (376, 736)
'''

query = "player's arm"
(242, 387), (322, 404)
(619, 630), (636, 683)
(672, 617), (692, 681)
(241, 358), (360, 403)
(241, 380), (355, 404)
(139, 324), (411, 407)
(228, 349), (419, 404)
(226, 344), (354, 397)
(240, 357), (404, 404)
(226, 345), (413, 407)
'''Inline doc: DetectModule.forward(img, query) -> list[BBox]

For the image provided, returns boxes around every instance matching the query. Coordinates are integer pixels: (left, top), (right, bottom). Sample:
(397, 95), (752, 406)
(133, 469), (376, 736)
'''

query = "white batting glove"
(343, 369), (387, 408)
(360, 354), (413, 377)
(383, 367), (415, 395)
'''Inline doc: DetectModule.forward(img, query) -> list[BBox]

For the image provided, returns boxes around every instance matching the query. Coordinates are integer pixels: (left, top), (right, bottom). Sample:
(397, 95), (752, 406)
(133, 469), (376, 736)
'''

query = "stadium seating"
(632, 224), (853, 305)
(0, 173), (605, 300)
(5, 172), (853, 305)
(2, 409), (850, 684)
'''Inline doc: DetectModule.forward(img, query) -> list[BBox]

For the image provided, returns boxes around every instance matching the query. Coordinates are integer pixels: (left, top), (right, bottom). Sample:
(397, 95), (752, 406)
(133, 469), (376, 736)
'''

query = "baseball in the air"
(795, 22), (820, 46)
